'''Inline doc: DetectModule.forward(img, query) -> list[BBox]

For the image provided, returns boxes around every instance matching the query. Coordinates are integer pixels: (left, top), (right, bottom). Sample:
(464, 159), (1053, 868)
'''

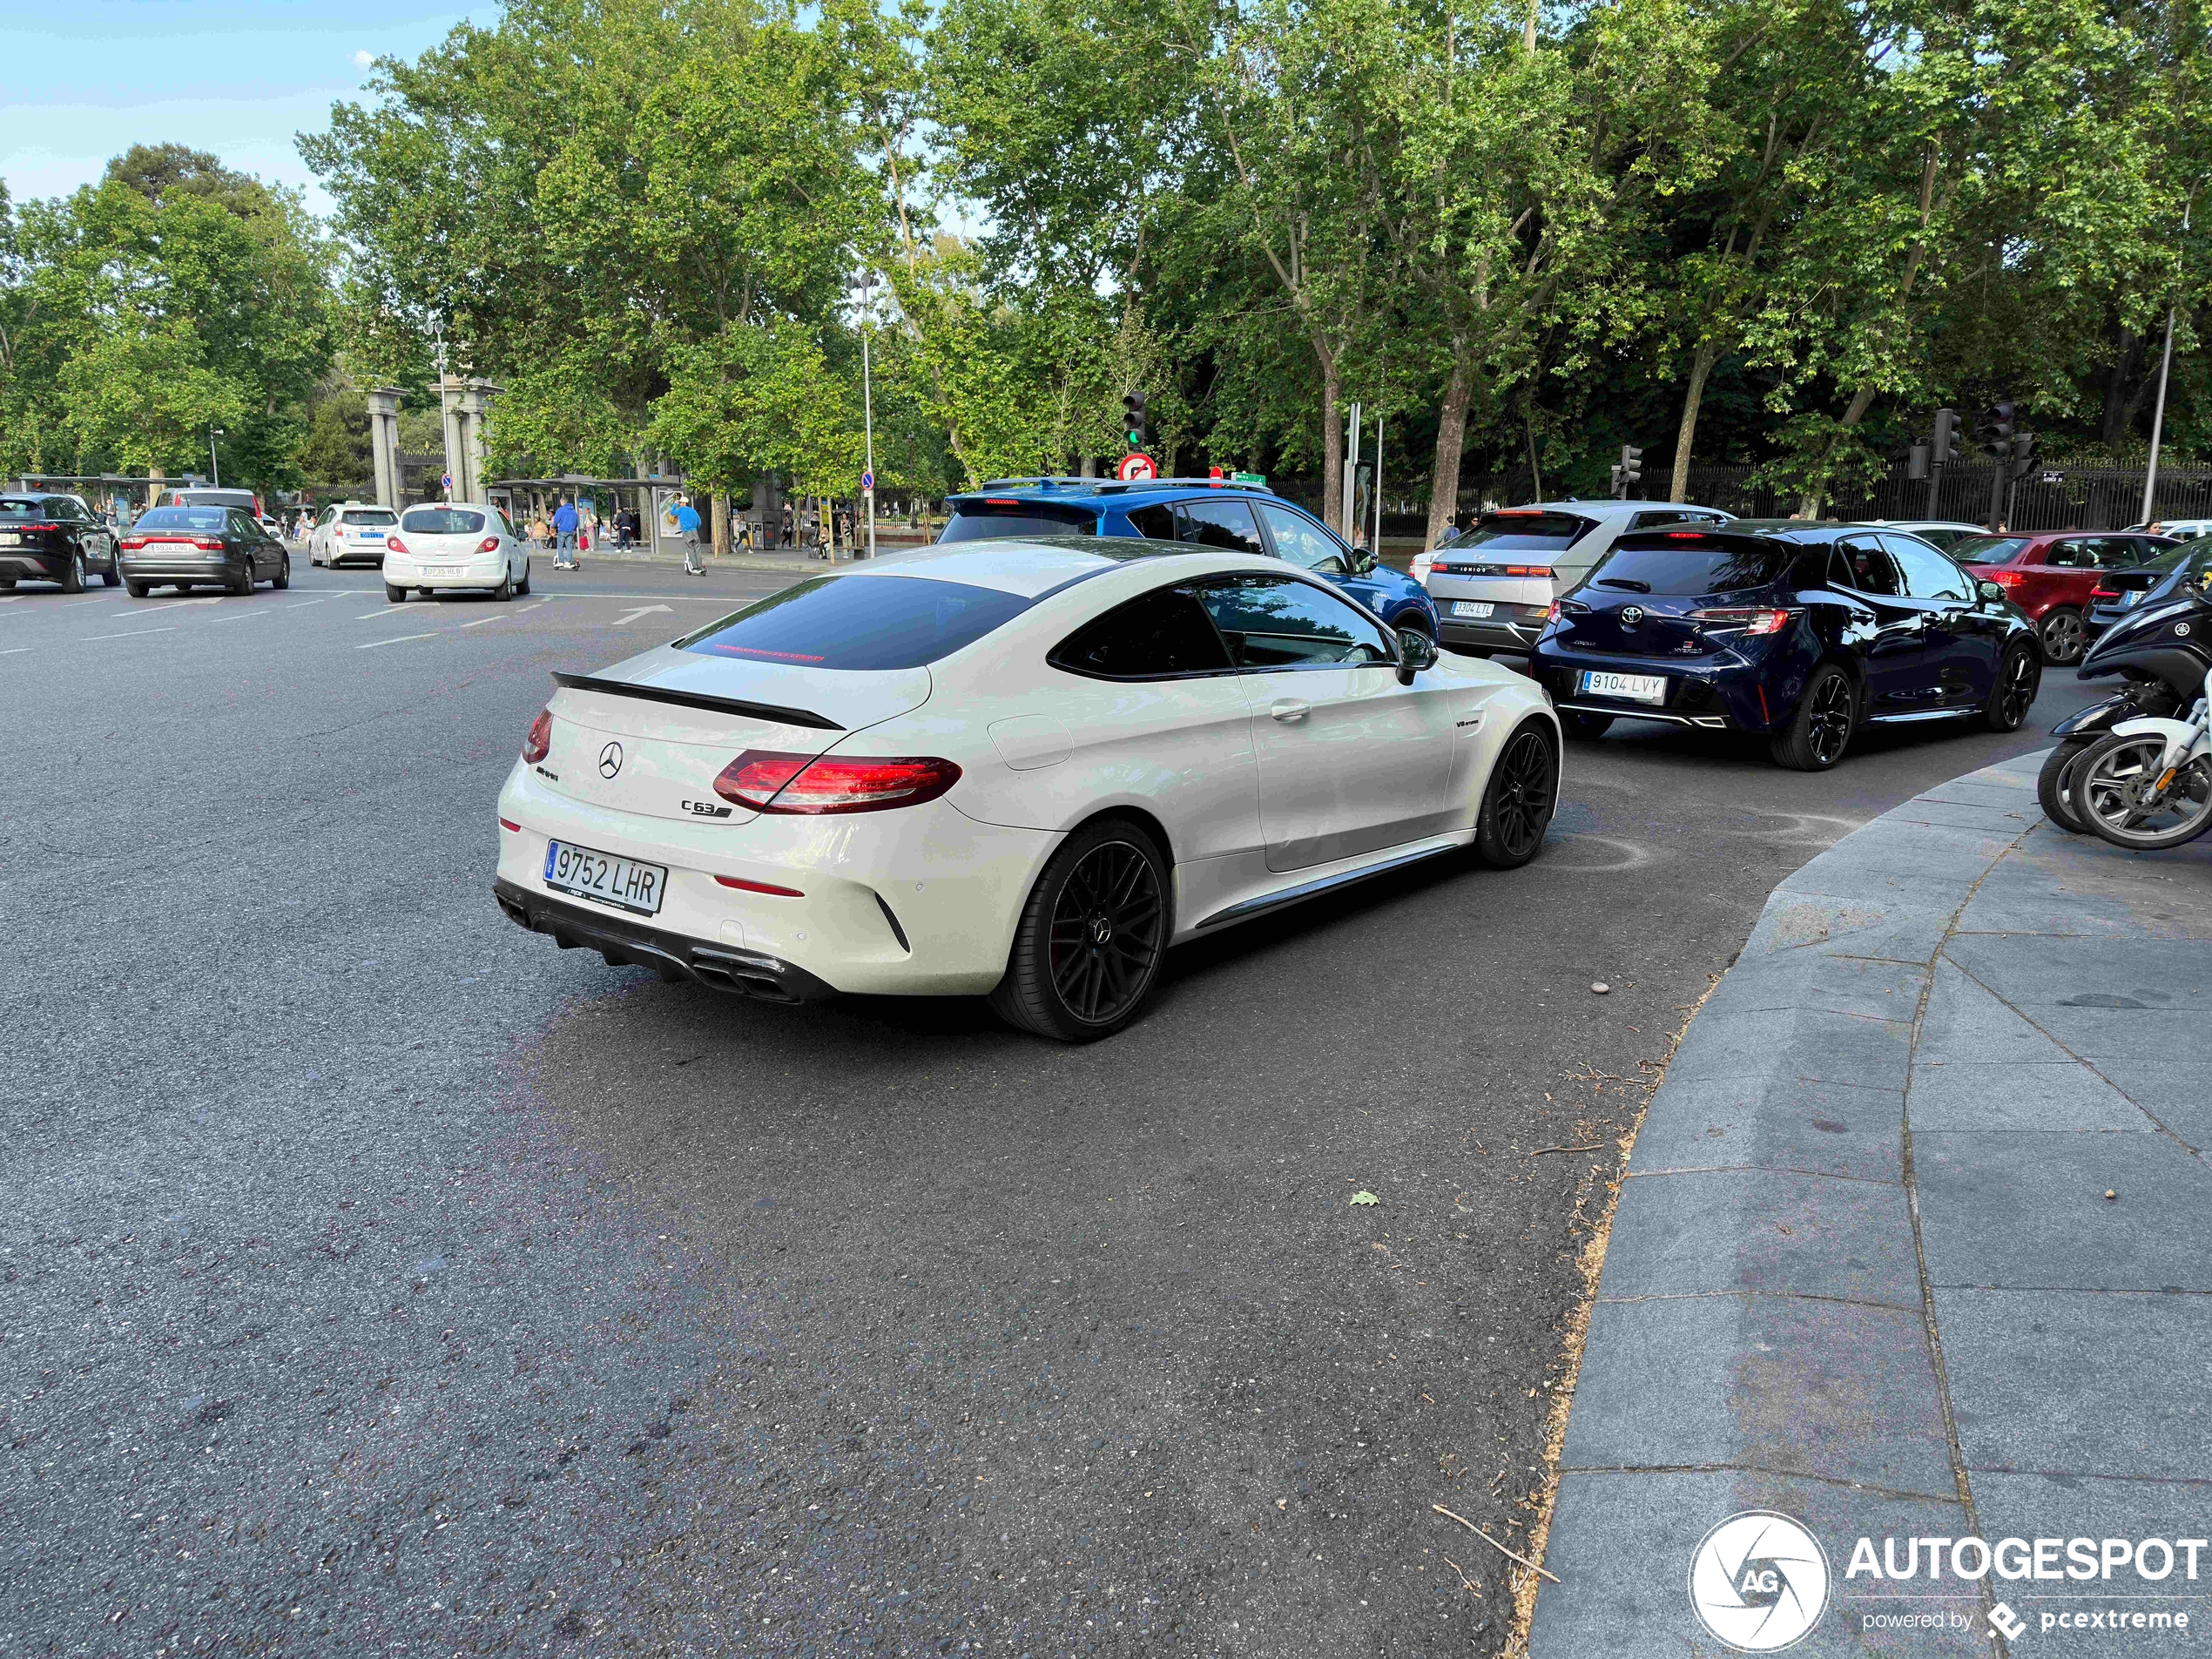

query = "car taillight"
(1546, 600), (1562, 624)
(118, 536), (145, 551)
(192, 536), (225, 550)
(478, 536), (501, 553)
(712, 750), (963, 814)
(714, 874), (805, 897)
(1691, 607), (1793, 635)
(386, 536), (409, 556)
(2090, 585), (2118, 599)
(522, 708), (552, 763)
(15, 521), (60, 533)
(1988, 570), (2023, 587)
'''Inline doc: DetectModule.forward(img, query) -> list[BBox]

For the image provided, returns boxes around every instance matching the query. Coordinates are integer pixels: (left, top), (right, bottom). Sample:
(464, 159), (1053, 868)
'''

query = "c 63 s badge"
(682, 799), (733, 819)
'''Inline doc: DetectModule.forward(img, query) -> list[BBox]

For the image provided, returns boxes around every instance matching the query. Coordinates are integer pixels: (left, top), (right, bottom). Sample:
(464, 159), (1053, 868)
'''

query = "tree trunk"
(1320, 356), (1344, 535)
(711, 489), (729, 560)
(1524, 407), (1543, 502)
(1079, 453), (1096, 478)
(2099, 325), (2143, 448)
(1425, 354), (1474, 548)
(1669, 341), (1721, 505)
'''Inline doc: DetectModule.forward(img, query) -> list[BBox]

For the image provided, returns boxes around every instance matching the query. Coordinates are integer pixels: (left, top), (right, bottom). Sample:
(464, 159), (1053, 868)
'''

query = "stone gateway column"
(367, 388), (402, 509)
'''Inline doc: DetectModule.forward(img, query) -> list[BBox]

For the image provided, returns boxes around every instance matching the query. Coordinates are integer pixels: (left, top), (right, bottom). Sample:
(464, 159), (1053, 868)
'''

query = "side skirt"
(1190, 841), (1462, 933)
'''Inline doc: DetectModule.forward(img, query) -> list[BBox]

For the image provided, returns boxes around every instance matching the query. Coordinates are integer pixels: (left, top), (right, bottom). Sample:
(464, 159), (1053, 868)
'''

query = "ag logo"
(1620, 605), (1646, 625)
(1688, 1511), (1830, 1651)
(597, 741), (624, 779)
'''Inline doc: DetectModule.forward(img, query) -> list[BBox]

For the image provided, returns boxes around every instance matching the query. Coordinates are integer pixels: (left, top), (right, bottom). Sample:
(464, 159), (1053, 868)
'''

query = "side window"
(2097, 537), (2149, 570)
(1831, 537), (1902, 597)
(498, 510), (521, 540)
(1885, 535), (1971, 601)
(1125, 504), (1176, 541)
(1048, 583), (1235, 680)
(1174, 499), (1267, 556)
(1193, 574), (1395, 670)
(2043, 539), (2091, 569)
(42, 497), (79, 522)
(1629, 509), (1688, 530)
(229, 509), (258, 540)
(1257, 502), (1348, 572)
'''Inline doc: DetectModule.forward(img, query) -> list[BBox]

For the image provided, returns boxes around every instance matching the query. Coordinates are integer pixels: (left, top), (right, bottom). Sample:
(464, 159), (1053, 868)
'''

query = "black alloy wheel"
(2040, 607), (2086, 665)
(1475, 721), (1558, 867)
(991, 819), (1170, 1042)
(1981, 644), (2040, 732)
(1771, 664), (1856, 771)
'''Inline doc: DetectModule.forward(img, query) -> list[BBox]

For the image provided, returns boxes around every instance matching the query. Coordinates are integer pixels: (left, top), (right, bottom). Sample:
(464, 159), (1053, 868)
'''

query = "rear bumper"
(494, 878), (838, 1002)
(1529, 643), (1811, 733)
(119, 551), (245, 581)
(1439, 615), (1540, 654)
(387, 551), (508, 589)
(0, 549), (67, 580)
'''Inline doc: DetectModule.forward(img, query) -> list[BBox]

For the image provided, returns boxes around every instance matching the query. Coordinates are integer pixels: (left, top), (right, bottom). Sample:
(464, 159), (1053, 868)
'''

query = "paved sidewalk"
(1531, 754), (2212, 1656)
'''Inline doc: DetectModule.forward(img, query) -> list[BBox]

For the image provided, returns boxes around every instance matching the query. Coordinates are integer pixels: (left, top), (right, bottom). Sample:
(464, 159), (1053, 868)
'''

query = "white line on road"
(0, 646), (29, 655)
(285, 597), (334, 609)
(130, 598), (222, 614)
(84, 627), (177, 641)
(615, 604), (676, 625)
(460, 612), (509, 628)
(357, 631), (441, 650)
(211, 608), (266, 622)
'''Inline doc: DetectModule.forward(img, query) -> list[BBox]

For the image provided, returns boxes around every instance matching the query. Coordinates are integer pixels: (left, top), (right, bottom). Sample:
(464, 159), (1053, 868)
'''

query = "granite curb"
(1527, 753), (2212, 1656)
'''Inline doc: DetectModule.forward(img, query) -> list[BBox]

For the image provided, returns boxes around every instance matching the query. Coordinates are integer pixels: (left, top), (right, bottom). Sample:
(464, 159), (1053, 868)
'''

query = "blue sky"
(1, 0), (498, 216)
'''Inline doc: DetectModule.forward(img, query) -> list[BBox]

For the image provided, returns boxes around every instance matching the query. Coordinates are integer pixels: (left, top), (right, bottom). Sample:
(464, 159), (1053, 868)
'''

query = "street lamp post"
(859, 266), (878, 562)
(209, 426), (225, 489)
(2141, 186), (2198, 528)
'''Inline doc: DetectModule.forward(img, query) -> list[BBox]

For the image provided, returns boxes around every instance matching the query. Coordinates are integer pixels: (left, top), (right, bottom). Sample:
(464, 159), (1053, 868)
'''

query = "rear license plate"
(544, 840), (668, 916)
(0, 534), (18, 547)
(2122, 591), (2142, 608)
(1579, 670), (1668, 705)
(1452, 600), (1494, 618)
(428, 566), (462, 577)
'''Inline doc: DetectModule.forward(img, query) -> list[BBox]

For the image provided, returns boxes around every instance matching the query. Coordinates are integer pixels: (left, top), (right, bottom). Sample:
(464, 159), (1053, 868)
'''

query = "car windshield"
(1951, 536), (2029, 563)
(134, 507), (227, 531)
(678, 575), (1033, 670)
(1587, 540), (1793, 596)
(401, 508), (487, 535)
(341, 509), (398, 527)
(1439, 510), (1595, 552)
(938, 502), (1099, 543)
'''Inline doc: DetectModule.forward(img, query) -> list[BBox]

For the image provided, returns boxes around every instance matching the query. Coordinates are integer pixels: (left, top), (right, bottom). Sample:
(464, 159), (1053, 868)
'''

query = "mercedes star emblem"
(597, 741), (624, 779)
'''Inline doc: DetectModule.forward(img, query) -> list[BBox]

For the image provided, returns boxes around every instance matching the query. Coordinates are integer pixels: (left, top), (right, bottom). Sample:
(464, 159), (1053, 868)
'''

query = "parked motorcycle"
(2067, 584), (2212, 850)
(2039, 582), (2212, 834)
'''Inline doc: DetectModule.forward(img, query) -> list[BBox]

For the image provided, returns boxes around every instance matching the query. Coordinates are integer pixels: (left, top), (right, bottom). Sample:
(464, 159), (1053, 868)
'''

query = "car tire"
(2038, 738), (2095, 833)
(125, 580), (150, 598)
(385, 582), (408, 604)
(494, 570), (516, 602)
(102, 554), (122, 588)
(1979, 642), (2038, 732)
(988, 816), (1170, 1043)
(60, 550), (86, 594)
(229, 556), (255, 597)
(516, 558), (531, 597)
(1474, 719), (1559, 868)
(2039, 606), (2086, 665)
(1770, 661), (1857, 771)
(1559, 711), (1613, 741)
(273, 551), (291, 591)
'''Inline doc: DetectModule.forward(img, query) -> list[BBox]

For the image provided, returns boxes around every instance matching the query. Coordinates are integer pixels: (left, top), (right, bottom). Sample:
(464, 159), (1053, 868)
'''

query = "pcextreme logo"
(1689, 1511), (1831, 1651)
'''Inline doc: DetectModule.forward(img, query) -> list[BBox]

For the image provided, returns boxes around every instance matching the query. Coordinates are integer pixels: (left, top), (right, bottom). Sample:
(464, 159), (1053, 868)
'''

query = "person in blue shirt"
(673, 496), (705, 575)
(552, 499), (581, 570)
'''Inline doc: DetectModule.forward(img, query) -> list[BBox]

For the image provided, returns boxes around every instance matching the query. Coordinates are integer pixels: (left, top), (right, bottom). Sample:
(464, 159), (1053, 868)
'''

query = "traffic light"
(1610, 442), (1644, 499)
(1975, 401), (2018, 460)
(1932, 408), (1960, 466)
(1123, 391), (1149, 453)
(1908, 442), (1932, 482)
(2009, 429), (2039, 482)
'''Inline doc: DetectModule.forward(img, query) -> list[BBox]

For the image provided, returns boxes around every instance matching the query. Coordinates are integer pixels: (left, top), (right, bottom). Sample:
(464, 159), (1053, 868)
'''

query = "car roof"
(948, 477), (1284, 509)
(1495, 500), (1730, 518)
(849, 536), (1270, 598)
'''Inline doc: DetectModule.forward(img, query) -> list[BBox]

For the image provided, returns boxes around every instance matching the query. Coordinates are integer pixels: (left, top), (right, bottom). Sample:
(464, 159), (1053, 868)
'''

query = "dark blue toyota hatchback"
(938, 477), (1443, 642)
(1528, 522), (2043, 770)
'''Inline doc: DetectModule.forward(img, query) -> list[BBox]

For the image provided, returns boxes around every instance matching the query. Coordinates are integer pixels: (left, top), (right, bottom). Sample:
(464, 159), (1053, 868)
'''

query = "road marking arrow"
(615, 604), (675, 626)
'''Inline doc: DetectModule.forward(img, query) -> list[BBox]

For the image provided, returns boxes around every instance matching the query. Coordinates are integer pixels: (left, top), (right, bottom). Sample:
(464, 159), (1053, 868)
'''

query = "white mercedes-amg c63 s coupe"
(494, 538), (1560, 1040)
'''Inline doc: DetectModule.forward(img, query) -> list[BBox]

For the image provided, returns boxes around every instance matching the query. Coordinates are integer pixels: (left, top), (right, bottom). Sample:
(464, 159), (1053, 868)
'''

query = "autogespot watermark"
(1689, 1514), (2208, 1649)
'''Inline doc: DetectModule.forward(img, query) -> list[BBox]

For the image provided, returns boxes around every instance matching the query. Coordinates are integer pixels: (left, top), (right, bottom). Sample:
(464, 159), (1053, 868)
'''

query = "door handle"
(1270, 698), (1311, 723)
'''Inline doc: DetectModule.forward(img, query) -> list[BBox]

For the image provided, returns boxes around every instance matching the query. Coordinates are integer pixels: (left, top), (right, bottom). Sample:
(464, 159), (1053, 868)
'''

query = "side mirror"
(1979, 580), (2006, 603)
(1355, 550), (1378, 575)
(1395, 627), (1439, 685)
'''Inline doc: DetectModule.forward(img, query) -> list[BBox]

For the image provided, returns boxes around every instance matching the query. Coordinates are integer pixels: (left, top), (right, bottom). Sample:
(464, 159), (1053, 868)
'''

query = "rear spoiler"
(551, 671), (843, 732)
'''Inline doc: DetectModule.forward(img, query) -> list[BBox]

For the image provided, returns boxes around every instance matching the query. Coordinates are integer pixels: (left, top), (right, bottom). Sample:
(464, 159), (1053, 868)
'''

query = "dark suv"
(0, 493), (122, 592)
(1528, 522), (2042, 770)
(938, 478), (1442, 642)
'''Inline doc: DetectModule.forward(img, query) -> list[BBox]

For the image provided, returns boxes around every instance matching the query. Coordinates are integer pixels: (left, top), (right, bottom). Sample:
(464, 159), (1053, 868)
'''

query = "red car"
(1950, 529), (2178, 664)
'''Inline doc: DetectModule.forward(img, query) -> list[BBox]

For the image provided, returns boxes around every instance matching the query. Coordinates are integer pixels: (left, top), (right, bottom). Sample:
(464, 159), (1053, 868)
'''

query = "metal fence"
(1677, 457), (2212, 529)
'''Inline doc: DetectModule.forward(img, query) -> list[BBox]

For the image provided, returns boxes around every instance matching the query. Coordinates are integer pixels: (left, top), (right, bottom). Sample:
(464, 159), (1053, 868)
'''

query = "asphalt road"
(0, 556), (2098, 1656)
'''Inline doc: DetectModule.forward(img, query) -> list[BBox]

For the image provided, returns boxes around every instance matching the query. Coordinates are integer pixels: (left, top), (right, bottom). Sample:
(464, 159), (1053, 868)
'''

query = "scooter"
(2067, 583), (2212, 850)
(2039, 583), (2210, 833)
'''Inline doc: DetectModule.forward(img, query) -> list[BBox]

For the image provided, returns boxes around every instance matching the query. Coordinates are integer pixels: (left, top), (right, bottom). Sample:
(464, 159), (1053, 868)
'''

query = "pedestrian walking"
(674, 496), (705, 575)
(553, 498), (580, 570)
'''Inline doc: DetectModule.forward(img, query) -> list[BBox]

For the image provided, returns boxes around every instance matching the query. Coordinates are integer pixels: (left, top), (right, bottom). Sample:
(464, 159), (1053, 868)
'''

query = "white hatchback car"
(383, 502), (529, 602)
(495, 540), (1561, 1040)
(309, 502), (401, 568)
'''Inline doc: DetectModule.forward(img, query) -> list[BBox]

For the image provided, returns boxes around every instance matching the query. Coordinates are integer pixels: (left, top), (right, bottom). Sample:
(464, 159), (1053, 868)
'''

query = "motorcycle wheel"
(2036, 739), (2095, 834)
(2074, 732), (2212, 851)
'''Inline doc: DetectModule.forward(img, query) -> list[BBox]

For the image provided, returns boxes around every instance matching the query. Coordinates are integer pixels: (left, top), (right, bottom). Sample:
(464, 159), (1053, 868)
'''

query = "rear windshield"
(938, 502), (1099, 543)
(678, 575), (1033, 670)
(134, 507), (228, 531)
(341, 509), (398, 527)
(172, 489), (253, 507)
(401, 508), (486, 535)
(1951, 536), (2028, 563)
(1587, 539), (1793, 596)
(1440, 511), (1596, 552)
(0, 498), (43, 516)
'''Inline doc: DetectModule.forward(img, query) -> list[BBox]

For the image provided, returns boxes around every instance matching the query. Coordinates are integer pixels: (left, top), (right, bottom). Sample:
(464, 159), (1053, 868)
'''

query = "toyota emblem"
(1621, 605), (1646, 625)
(597, 741), (624, 779)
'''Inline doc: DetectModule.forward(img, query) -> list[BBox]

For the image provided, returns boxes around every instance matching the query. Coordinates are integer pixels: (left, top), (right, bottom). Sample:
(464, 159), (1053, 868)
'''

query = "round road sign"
(1116, 452), (1157, 482)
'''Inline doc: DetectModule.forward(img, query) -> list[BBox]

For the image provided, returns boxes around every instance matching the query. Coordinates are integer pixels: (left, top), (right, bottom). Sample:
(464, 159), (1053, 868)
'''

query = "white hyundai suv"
(1415, 501), (1733, 657)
